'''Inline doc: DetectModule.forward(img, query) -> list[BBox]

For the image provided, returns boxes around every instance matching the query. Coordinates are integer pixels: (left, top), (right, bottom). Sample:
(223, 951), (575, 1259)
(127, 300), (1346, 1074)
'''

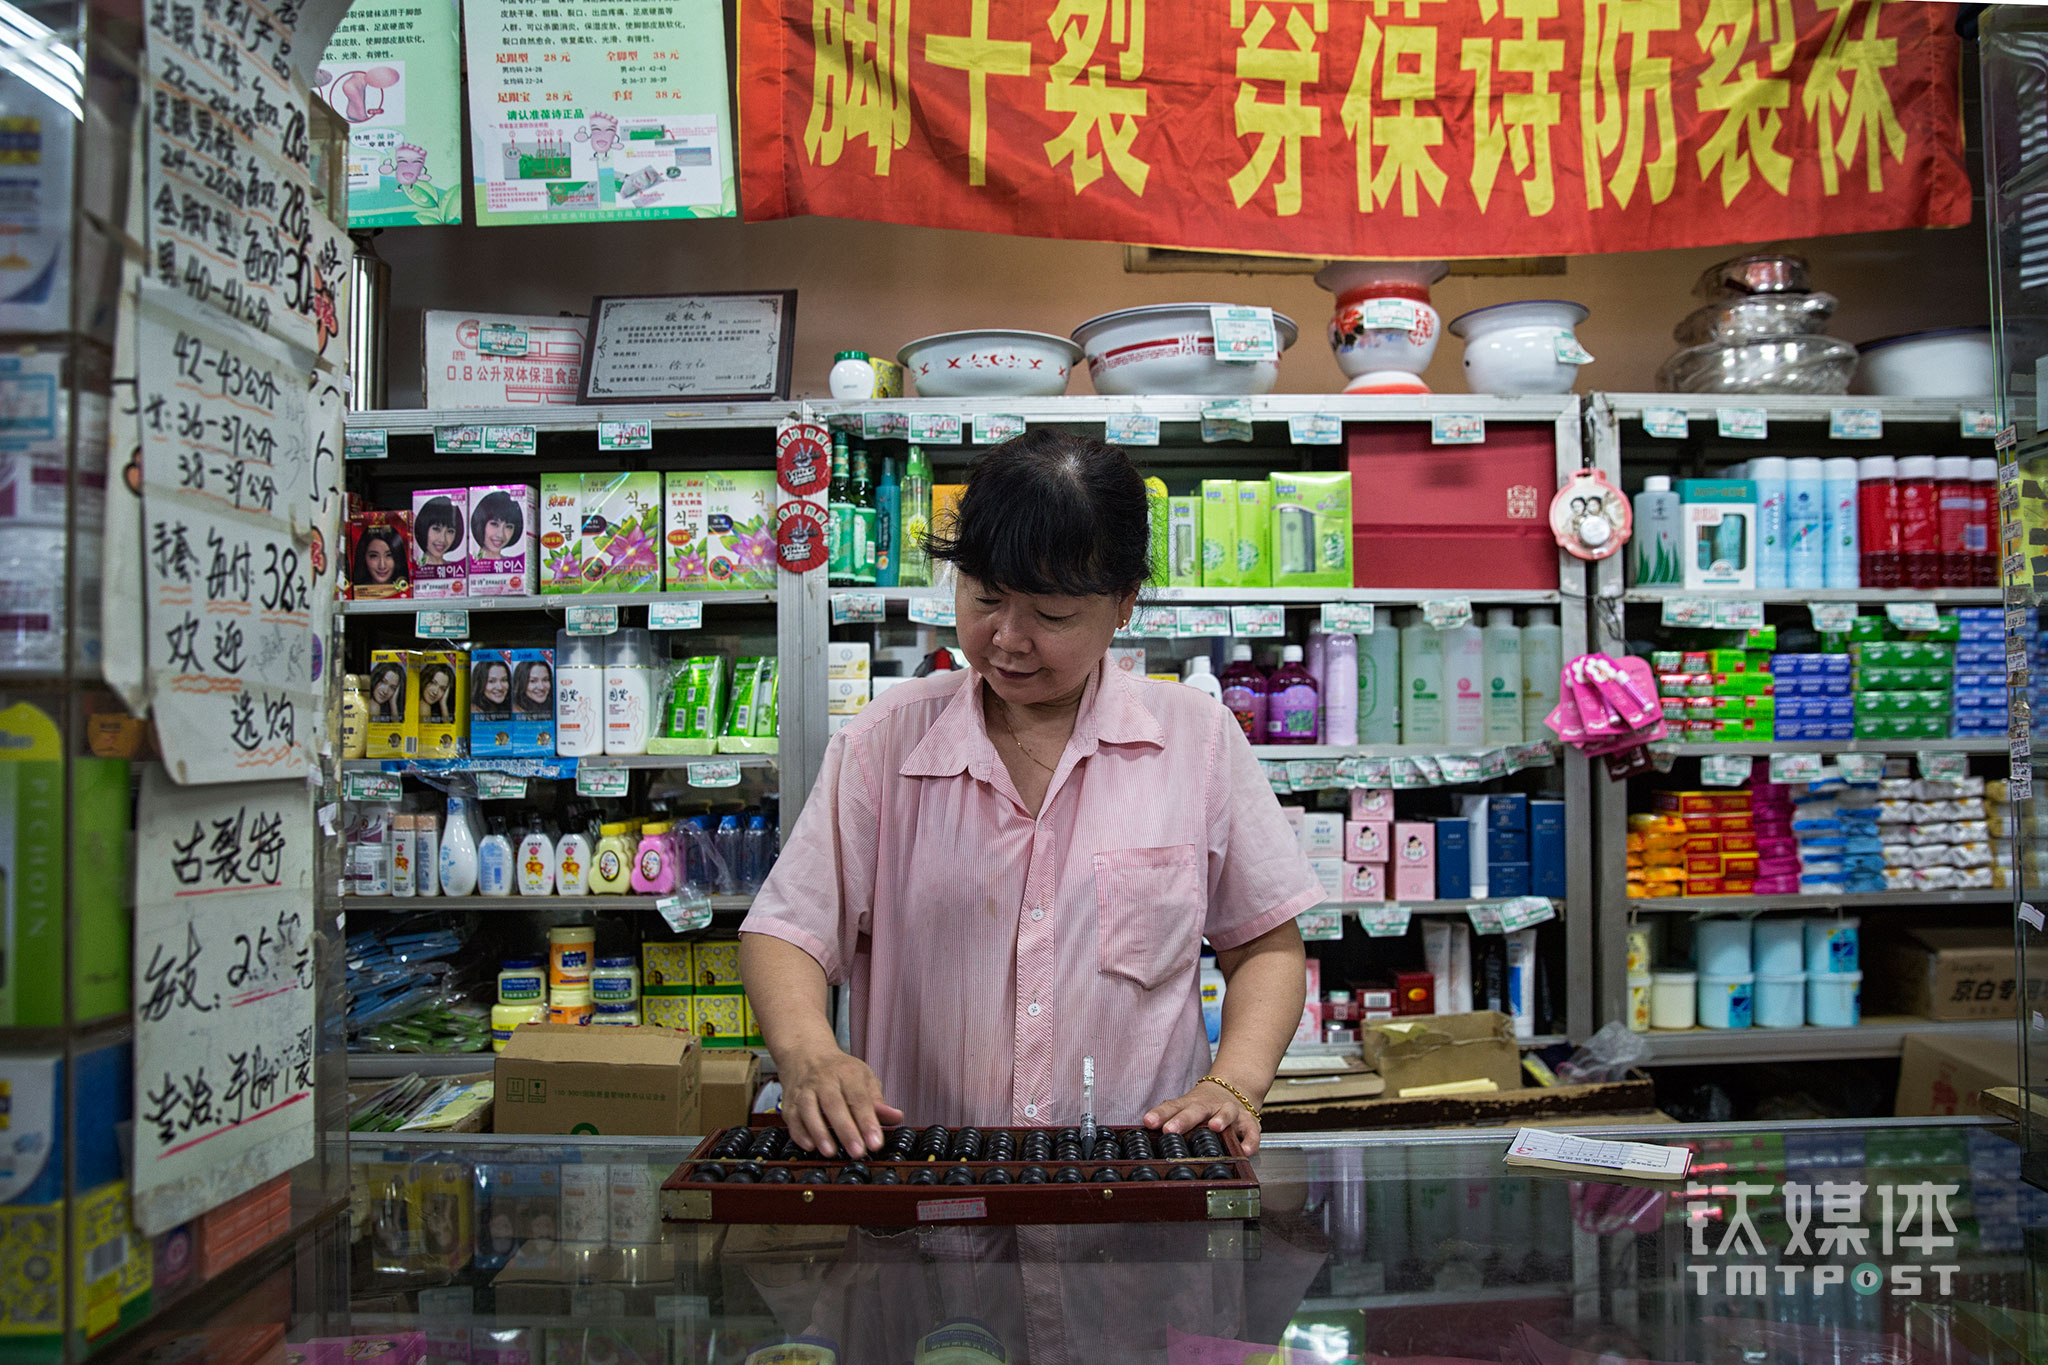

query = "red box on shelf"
(1345, 423), (1562, 590)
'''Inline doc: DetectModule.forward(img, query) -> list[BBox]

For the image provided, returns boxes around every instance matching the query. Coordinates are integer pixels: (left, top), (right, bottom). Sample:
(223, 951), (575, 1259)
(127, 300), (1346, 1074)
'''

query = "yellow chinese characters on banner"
(741, 0), (1968, 256)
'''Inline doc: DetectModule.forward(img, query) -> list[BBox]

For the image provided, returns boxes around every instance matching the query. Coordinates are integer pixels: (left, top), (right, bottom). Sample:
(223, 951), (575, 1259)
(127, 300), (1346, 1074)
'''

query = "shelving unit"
(1621, 588), (2004, 606)
(1655, 739), (2008, 756)
(340, 755), (779, 774)
(1626, 888), (2009, 914)
(343, 895), (754, 913)
(1641, 1017), (2014, 1065)
(338, 588), (779, 614)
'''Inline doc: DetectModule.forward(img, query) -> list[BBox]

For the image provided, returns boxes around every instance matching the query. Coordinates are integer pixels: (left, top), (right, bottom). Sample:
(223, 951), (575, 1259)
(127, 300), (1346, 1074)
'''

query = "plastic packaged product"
(1442, 621), (1486, 746)
(714, 814), (744, 894)
(549, 925), (596, 985)
(1752, 918), (1805, 975)
(1200, 480), (1238, 586)
(1969, 456), (1998, 587)
(1627, 973), (1653, 1031)
(438, 795), (480, 896)
(590, 956), (641, 1005)
(1695, 919), (1752, 975)
(592, 822), (635, 893)
(555, 823), (591, 896)
(1822, 457), (1859, 589)
(341, 675), (370, 758)
(1857, 456), (1900, 587)
(1625, 926), (1651, 975)
(1181, 654), (1224, 703)
(1897, 455), (1939, 588)
(1804, 916), (1858, 973)
(632, 821), (678, 894)
(491, 1003), (547, 1052)
(516, 814), (554, 896)
(415, 814), (439, 896)
(1358, 607), (1400, 743)
(1264, 645), (1319, 744)
(1323, 632), (1358, 746)
(1783, 457), (1825, 590)
(498, 958), (546, 1005)
(1481, 609), (1521, 744)
(1520, 607), (1561, 738)
(1650, 971), (1697, 1029)
(1698, 973), (1754, 1028)
(548, 984), (594, 1026)
(477, 817), (515, 896)
(666, 656), (729, 740)
(1754, 973), (1805, 1028)
(390, 814), (416, 898)
(1806, 970), (1861, 1027)
(1221, 644), (1268, 742)
(1630, 476), (1683, 586)
(604, 628), (655, 755)
(1749, 457), (1787, 590)
(555, 632), (604, 757)
(725, 656), (777, 735)
(741, 813), (775, 892)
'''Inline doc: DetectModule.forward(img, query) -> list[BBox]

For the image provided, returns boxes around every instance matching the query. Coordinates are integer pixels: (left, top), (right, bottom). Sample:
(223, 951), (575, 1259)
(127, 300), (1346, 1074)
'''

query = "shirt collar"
(898, 658), (1166, 780)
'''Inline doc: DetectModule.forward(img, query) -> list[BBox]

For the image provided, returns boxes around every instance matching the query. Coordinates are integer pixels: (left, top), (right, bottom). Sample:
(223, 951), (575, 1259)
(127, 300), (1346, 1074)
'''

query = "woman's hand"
(1143, 1078), (1263, 1155)
(778, 1043), (904, 1160)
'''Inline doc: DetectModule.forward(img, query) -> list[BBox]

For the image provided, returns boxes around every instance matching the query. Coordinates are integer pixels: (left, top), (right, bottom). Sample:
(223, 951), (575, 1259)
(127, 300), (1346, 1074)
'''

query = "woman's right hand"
(778, 1044), (903, 1159)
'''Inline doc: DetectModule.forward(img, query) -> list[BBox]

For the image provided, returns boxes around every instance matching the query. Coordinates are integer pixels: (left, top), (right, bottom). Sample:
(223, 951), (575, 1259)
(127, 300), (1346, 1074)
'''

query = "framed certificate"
(578, 291), (797, 403)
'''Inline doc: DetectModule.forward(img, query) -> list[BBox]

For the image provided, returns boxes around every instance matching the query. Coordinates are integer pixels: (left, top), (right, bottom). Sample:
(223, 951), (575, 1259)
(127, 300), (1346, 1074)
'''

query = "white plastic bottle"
(1752, 455), (1789, 590)
(555, 631), (604, 757)
(1786, 456), (1826, 590)
(555, 821), (592, 897)
(604, 628), (654, 756)
(1358, 607), (1400, 744)
(1180, 654), (1224, 702)
(390, 813), (416, 898)
(1323, 631), (1358, 747)
(1822, 456), (1861, 589)
(438, 795), (480, 897)
(1481, 608), (1523, 745)
(1398, 610), (1444, 745)
(413, 813), (439, 896)
(1520, 607), (1563, 738)
(477, 817), (514, 897)
(516, 813), (555, 896)
(1199, 955), (1226, 1046)
(1629, 475), (1683, 587)
(1442, 620), (1486, 747)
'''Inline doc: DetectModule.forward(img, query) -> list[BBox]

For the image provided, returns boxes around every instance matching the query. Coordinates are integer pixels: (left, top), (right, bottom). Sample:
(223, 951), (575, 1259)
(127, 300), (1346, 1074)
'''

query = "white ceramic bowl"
(1851, 327), (1994, 398)
(1072, 304), (1299, 396)
(897, 330), (1084, 398)
(1447, 300), (1591, 396)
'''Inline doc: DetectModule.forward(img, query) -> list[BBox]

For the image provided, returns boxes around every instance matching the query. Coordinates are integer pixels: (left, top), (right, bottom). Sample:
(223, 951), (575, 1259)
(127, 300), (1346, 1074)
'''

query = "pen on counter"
(1081, 1055), (1096, 1146)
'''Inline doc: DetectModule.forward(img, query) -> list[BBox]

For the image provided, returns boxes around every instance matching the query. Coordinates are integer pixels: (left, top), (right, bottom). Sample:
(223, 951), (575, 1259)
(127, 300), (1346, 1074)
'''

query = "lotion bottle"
(1520, 607), (1563, 738)
(555, 813), (592, 897)
(1481, 609), (1523, 745)
(1358, 607), (1400, 743)
(1398, 610), (1445, 745)
(1263, 645), (1319, 745)
(556, 632), (604, 757)
(1181, 654), (1224, 703)
(516, 812), (555, 896)
(604, 628), (654, 756)
(477, 816), (514, 897)
(1322, 632), (1357, 747)
(1442, 620), (1486, 747)
(438, 795), (480, 897)
(1628, 476), (1683, 587)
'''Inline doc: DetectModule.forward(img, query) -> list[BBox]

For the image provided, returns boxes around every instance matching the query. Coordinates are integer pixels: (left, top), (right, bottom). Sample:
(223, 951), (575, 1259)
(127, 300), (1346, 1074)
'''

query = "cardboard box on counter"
(701, 1050), (763, 1134)
(1895, 1031), (2018, 1118)
(1868, 926), (2017, 1022)
(494, 1024), (700, 1135)
(1359, 1010), (1522, 1097)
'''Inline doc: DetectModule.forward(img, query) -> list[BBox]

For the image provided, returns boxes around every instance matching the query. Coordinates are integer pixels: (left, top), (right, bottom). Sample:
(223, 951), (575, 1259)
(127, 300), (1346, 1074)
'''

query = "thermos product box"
(1680, 479), (1758, 591)
(1393, 821), (1436, 872)
(664, 469), (779, 591)
(1434, 818), (1472, 899)
(467, 484), (539, 596)
(1236, 481), (1271, 587)
(1299, 812), (1344, 858)
(1268, 472), (1353, 588)
(1491, 861), (1533, 897)
(508, 649), (557, 755)
(422, 309), (587, 408)
(1168, 496), (1201, 586)
(1345, 819), (1389, 864)
(1393, 866), (1437, 901)
(1531, 798), (1566, 898)
(1201, 480), (1240, 587)
(411, 488), (470, 598)
(1487, 793), (1528, 830)
(415, 650), (470, 760)
(366, 649), (420, 757)
(1486, 828), (1530, 864)
(1350, 787), (1395, 821)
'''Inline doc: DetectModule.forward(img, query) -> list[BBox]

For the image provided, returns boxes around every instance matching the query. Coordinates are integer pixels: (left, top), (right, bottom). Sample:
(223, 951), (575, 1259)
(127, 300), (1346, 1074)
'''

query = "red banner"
(739, 0), (1969, 257)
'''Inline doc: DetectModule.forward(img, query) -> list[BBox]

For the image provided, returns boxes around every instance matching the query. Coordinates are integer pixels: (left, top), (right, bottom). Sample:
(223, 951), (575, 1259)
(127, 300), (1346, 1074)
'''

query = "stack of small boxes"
(827, 643), (870, 734)
(1782, 776), (1887, 894)
(1949, 607), (2007, 738)
(1626, 790), (1757, 899)
(640, 937), (763, 1048)
(1750, 779), (1799, 894)
(1295, 788), (1563, 903)
(1348, 788), (1396, 900)
(1769, 653), (1854, 741)
(1650, 648), (1777, 743)
(1876, 774), (1996, 892)
(1852, 636), (1956, 741)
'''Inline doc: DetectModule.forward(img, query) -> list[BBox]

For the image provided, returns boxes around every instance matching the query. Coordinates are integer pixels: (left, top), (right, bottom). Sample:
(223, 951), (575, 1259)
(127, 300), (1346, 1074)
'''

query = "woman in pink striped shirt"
(740, 430), (1322, 1162)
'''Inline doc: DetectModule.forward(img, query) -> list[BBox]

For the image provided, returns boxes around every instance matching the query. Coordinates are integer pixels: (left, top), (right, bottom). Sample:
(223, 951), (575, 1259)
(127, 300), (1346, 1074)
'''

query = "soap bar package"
(1268, 471), (1352, 588)
(1680, 479), (1757, 591)
(367, 649), (420, 757)
(1236, 480), (1270, 587)
(467, 484), (539, 596)
(664, 470), (778, 590)
(508, 649), (556, 755)
(1200, 480), (1239, 587)
(411, 488), (469, 598)
(415, 650), (469, 759)
(348, 510), (413, 600)
(539, 473), (588, 593)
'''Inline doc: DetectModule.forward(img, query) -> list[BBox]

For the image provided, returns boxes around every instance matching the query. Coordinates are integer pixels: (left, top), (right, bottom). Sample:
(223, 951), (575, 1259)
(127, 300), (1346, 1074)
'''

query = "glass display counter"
(336, 1122), (2047, 1365)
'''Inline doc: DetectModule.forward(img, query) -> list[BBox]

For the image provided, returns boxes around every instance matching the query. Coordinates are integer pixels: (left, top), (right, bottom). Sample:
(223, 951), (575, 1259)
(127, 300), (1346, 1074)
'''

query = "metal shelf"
(1298, 1284), (1575, 1313)
(1641, 1017), (2015, 1065)
(1625, 888), (2009, 914)
(340, 755), (778, 774)
(838, 586), (1567, 607)
(1602, 394), (1997, 425)
(343, 894), (754, 912)
(1618, 588), (2003, 605)
(339, 590), (776, 615)
(1657, 739), (2007, 756)
(347, 1053), (497, 1079)
(1250, 743), (1558, 760)
(1328, 897), (1562, 918)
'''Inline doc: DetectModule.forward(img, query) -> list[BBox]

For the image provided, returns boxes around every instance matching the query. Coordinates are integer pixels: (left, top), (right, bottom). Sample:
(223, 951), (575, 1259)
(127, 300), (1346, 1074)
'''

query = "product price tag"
(342, 771), (401, 802)
(1510, 741), (1557, 769)
(1286, 760), (1335, 788)
(2015, 767), (2035, 802)
(484, 425), (538, 457)
(1431, 414), (1486, 445)
(1961, 409), (2001, 439)
(830, 593), (886, 624)
(2006, 550), (2028, 585)
(1479, 747), (1512, 778)
(1288, 413), (1343, 445)
(2011, 648), (2031, 680)
(1717, 408), (1768, 440)
(657, 894), (715, 933)
(1768, 752), (1824, 783)
(478, 322), (529, 356)
(1355, 756), (1392, 786)
(2021, 903), (2045, 932)
(1178, 606), (1232, 638)
(344, 428), (388, 461)
(2010, 606), (2032, 636)
(1105, 412), (1161, 446)
(576, 763), (631, 798)
(1321, 601), (1377, 633)
(972, 413), (1027, 446)
(1810, 601), (1858, 632)
(598, 420), (653, 452)
(1437, 754), (1482, 784)
(1998, 425), (2020, 452)
(861, 410), (909, 441)
(2014, 731), (2034, 762)
(415, 609), (470, 639)
(1231, 604), (1285, 637)
(1920, 752), (1970, 782)
(687, 759), (742, 789)
(649, 601), (705, 631)
(907, 596), (957, 627)
(1836, 753), (1886, 781)
(1296, 908), (1345, 942)
(1200, 400), (1254, 444)
(1712, 600), (1765, 629)
(1422, 598), (1474, 629)
(1466, 902), (1507, 935)
(1120, 606), (1180, 637)
(1829, 407), (1883, 441)
(1700, 754), (1751, 786)
(1210, 305), (1281, 363)
(1642, 407), (1690, 439)
(2003, 480), (2021, 513)
(475, 771), (527, 800)
(909, 412), (964, 444)
(1553, 335), (1595, 365)
(1660, 597), (1716, 627)
(566, 604), (619, 636)
(1885, 601), (1942, 633)
(2001, 459), (2021, 488)
(1499, 897), (1558, 932)
(1357, 904), (1412, 938)
(1358, 298), (1423, 330)
(432, 424), (485, 454)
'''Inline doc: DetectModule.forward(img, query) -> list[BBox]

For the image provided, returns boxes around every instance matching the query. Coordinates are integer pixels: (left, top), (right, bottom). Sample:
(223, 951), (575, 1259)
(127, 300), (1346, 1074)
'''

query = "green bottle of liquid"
(850, 442), (877, 587)
(828, 432), (853, 585)
(898, 443), (932, 588)
(875, 457), (899, 587)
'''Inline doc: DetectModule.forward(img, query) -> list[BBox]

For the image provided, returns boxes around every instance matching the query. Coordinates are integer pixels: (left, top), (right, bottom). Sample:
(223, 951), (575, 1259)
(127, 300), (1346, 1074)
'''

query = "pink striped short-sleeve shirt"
(740, 658), (1323, 1129)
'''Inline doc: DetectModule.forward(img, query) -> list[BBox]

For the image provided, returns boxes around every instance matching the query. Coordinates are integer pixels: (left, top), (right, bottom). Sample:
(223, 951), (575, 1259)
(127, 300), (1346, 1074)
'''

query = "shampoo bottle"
(516, 812), (555, 896)
(1358, 607), (1399, 743)
(390, 813), (415, 898)
(477, 816), (515, 897)
(438, 794), (480, 897)
(898, 444), (932, 587)
(1398, 610), (1445, 745)
(1220, 644), (1268, 742)
(1322, 632), (1358, 747)
(604, 628), (654, 756)
(1264, 645), (1319, 745)
(556, 632), (604, 757)
(1520, 607), (1563, 738)
(555, 813), (591, 896)
(1752, 456), (1788, 590)
(1823, 456), (1861, 589)
(1442, 620), (1486, 746)
(1629, 476), (1683, 587)
(1785, 456), (1825, 590)
(1182, 654), (1224, 703)
(1481, 608), (1523, 745)
(875, 456), (899, 588)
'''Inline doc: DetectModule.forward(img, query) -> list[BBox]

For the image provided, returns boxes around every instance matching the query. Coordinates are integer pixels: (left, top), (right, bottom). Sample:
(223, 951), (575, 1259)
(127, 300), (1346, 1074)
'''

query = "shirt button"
(1024, 1103), (1038, 1118)
(1027, 1001), (1041, 1017)
(1031, 907), (1045, 921)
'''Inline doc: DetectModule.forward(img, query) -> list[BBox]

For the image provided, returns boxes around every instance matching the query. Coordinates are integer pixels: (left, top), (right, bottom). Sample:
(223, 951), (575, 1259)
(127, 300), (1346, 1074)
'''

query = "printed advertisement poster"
(319, 0), (464, 227)
(463, 0), (736, 226)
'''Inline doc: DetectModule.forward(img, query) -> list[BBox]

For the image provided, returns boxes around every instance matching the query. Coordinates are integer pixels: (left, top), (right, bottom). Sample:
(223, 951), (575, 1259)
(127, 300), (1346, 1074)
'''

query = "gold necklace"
(994, 699), (1061, 775)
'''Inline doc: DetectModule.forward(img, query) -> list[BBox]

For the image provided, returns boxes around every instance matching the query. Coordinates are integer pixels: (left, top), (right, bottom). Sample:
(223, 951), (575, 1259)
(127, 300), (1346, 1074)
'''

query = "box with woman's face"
(468, 484), (538, 596)
(411, 488), (469, 597)
(507, 648), (556, 755)
(415, 650), (469, 759)
(366, 650), (418, 757)
(347, 510), (413, 600)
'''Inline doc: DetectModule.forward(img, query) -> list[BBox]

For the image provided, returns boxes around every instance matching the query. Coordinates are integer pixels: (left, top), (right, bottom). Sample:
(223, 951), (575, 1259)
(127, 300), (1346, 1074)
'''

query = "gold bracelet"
(1198, 1074), (1261, 1121)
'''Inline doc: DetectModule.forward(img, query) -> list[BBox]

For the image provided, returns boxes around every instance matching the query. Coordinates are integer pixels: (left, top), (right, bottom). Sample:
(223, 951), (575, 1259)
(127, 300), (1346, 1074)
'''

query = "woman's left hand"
(1143, 1078), (1263, 1155)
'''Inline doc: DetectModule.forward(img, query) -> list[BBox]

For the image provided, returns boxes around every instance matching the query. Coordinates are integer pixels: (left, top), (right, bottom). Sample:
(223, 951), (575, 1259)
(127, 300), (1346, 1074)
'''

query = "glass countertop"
(342, 1120), (2047, 1365)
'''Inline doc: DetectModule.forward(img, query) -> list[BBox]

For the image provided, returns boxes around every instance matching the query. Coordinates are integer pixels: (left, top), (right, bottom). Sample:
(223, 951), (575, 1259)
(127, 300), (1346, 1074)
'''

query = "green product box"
(1908, 641), (1954, 667)
(0, 703), (130, 1026)
(1200, 480), (1239, 587)
(1705, 649), (1752, 674)
(1848, 615), (1890, 642)
(1742, 626), (1778, 651)
(663, 469), (778, 590)
(1914, 715), (1949, 739)
(1268, 471), (1353, 588)
(583, 471), (664, 592)
(1903, 690), (1952, 717)
(1712, 718), (1769, 741)
(1907, 667), (1955, 692)
(1717, 672), (1775, 697)
(1144, 477), (1169, 587)
(540, 472), (591, 594)
(1236, 481), (1271, 586)
(1650, 651), (1683, 674)
(1919, 614), (1962, 642)
(1818, 631), (1851, 652)
(1711, 697), (1776, 720)
(1853, 641), (1907, 668)
(1168, 496), (1201, 586)
(1858, 666), (1906, 692)
(1853, 692), (1908, 717)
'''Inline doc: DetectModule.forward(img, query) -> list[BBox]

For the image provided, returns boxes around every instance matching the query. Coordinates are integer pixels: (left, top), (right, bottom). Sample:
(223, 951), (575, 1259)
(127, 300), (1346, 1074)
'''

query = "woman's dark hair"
(414, 496), (463, 551)
(927, 429), (1152, 597)
(473, 659), (512, 709)
(350, 526), (408, 585)
(419, 663), (455, 716)
(513, 660), (553, 713)
(470, 490), (525, 547)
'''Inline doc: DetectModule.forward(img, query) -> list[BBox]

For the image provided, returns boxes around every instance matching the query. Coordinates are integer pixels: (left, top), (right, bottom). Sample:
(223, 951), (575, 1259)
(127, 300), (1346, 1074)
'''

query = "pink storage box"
(1345, 819), (1390, 863)
(1349, 788), (1394, 821)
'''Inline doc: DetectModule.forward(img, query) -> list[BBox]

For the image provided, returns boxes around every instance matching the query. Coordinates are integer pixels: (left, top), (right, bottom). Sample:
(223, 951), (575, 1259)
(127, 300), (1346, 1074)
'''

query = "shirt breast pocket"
(1093, 843), (1204, 992)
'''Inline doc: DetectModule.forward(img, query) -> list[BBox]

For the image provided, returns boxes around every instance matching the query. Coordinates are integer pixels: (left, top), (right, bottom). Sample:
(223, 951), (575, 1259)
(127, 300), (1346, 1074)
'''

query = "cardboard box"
(827, 642), (871, 678)
(582, 472), (664, 592)
(347, 510), (413, 600)
(366, 650), (419, 758)
(1359, 1011), (1522, 1097)
(1200, 479), (1239, 587)
(1345, 862), (1385, 900)
(494, 1024), (700, 1135)
(664, 470), (778, 591)
(1350, 788), (1394, 821)
(1345, 819), (1389, 863)
(1680, 479), (1757, 591)
(1236, 481), (1271, 587)
(1300, 811), (1343, 858)
(539, 472), (588, 592)
(1894, 1032), (2017, 1118)
(1268, 472), (1352, 588)
(1869, 926), (2018, 1021)
(468, 484), (539, 596)
(411, 488), (469, 598)
(826, 676), (870, 714)
(1168, 496), (1200, 586)
(1393, 866), (1436, 901)
(423, 310), (587, 408)
(1394, 821), (1435, 870)
(414, 650), (468, 760)
(507, 648), (556, 755)
(700, 1050), (762, 1132)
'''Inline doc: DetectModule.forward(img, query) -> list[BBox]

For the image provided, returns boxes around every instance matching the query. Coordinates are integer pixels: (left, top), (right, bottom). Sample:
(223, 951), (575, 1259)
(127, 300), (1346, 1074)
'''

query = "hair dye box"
(468, 485), (538, 596)
(411, 488), (470, 598)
